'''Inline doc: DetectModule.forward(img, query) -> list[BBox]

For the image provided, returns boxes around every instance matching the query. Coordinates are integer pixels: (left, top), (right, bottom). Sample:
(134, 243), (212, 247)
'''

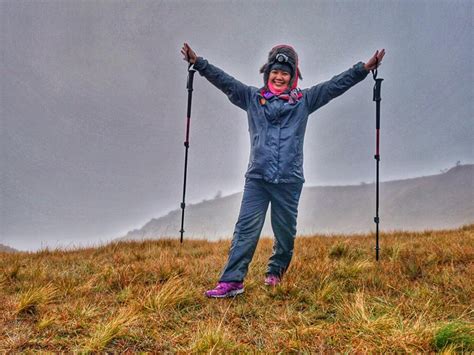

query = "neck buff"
(267, 81), (288, 95)
(260, 80), (303, 105)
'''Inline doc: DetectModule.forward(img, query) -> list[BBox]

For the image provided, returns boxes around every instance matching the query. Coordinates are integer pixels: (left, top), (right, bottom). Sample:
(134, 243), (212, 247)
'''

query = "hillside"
(122, 164), (474, 241)
(0, 244), (17, 253)
(0, 225), (472, 351)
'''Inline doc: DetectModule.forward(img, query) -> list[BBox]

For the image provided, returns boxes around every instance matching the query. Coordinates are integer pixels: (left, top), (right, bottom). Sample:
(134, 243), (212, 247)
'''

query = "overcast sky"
(1, 0), (472, 251)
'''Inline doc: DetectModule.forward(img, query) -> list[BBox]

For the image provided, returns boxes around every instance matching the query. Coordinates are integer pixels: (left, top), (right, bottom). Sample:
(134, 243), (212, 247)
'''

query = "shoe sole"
(205, 288), (245, 298)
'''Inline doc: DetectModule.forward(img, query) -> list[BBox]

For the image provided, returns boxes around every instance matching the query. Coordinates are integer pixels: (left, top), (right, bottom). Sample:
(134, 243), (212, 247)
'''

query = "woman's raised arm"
(180, 43), (252, 111)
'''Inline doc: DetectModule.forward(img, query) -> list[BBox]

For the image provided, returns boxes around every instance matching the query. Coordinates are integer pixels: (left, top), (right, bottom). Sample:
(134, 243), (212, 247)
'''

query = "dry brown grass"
(0, 224), (473, 352)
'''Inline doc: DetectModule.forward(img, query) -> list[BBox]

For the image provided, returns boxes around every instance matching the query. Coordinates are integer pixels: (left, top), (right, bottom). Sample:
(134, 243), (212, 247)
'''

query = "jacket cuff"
(351, 61), (370, 80)
(355, 61), (370, 76)
(194, 57), (208, 71)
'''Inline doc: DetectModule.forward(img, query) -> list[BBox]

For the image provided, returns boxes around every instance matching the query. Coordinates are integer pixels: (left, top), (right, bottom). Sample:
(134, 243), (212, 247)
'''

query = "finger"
(181, 52), (189, 62)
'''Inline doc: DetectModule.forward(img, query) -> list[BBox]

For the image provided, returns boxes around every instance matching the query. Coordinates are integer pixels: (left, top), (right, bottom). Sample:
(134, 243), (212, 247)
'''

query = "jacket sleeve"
(193, 57), (251, 111)
(304, 61), (370, 114)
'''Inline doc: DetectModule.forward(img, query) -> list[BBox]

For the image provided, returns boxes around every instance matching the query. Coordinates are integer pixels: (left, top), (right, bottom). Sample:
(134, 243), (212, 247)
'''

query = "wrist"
(193, 57), (207, 71)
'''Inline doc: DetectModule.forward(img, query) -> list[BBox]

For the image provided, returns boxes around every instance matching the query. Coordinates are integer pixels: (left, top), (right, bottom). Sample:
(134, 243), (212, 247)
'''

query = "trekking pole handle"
(371, 57), (383, 103)
(187, 63), (196, 90)
(373, 78), (383, 102)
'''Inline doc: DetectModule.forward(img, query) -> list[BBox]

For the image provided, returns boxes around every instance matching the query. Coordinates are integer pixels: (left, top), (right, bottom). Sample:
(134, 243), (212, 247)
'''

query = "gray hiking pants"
(219, 178), (303, 282)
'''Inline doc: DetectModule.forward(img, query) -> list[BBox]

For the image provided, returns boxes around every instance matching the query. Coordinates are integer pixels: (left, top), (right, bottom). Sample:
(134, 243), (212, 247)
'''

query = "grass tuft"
(403, 257), (424, 280)
(190, 328), (237, 353)
(84, 308), (138, 351)
(37, 315), (56, 330)
(329, 242), (350, 259)
(6, 262), (22, 281)
(15, 283), (58, 315)
(142, 275), (194, 313)
(0, 274), (7, 289)
(433, 321), (474, 351)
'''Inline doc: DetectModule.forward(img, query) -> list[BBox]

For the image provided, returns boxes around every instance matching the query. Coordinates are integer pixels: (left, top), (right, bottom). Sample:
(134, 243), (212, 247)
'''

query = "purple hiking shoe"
(205, 282), (244, 298)
(264, 274), (281, 287)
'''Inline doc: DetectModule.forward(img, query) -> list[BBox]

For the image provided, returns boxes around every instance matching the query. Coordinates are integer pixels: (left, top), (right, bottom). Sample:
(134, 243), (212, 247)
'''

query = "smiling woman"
(268, 69), (291, 93)
(181, 42), (385, 299)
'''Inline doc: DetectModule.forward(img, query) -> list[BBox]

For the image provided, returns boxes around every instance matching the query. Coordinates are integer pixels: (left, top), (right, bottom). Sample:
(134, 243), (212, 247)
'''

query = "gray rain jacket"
(193, 57), (369, 184)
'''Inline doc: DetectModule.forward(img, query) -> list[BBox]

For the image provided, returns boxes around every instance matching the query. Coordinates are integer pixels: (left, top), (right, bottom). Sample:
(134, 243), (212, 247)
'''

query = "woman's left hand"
(364, 49), (385, 71)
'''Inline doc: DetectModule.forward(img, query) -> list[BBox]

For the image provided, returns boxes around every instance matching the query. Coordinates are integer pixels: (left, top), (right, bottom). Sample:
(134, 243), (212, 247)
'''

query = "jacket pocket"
(249, 134), (259, 167)
(293, 136), (303, 168)
(252, 134), (259, 147)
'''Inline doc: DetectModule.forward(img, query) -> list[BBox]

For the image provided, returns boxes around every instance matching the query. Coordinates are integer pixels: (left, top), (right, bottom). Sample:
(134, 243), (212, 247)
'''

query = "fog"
(1, 0), (472, 251)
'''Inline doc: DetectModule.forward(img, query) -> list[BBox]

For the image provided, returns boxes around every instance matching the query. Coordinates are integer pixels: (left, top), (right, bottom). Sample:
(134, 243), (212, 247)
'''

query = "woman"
(181, 43), (385, 298)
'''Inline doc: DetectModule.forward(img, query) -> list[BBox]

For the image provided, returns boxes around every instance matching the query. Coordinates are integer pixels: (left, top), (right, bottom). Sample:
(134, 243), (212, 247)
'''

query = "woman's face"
(269, 69), (291, 90)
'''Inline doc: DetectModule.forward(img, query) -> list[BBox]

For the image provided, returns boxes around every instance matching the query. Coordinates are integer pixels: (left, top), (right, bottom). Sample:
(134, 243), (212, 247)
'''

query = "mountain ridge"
(0, 243), (18, 253)
(120, 164), (474, 241)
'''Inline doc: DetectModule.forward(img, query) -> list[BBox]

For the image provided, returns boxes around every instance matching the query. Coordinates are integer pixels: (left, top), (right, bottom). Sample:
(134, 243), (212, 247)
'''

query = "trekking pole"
(180, 63), (196, 243)
(372, 59), (383, 261)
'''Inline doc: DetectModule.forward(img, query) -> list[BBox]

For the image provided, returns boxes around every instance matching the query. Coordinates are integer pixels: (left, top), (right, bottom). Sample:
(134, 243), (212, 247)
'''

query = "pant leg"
(219, 178), (270, 282)
(266, 182), (303, 277)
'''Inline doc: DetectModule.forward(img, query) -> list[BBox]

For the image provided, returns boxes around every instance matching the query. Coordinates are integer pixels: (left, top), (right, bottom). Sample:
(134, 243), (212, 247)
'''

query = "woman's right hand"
(181, 43), (197, 64)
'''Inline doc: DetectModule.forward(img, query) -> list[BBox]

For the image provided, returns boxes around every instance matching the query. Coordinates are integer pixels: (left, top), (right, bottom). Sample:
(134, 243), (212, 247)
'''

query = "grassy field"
(1, 225), (473, 352)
